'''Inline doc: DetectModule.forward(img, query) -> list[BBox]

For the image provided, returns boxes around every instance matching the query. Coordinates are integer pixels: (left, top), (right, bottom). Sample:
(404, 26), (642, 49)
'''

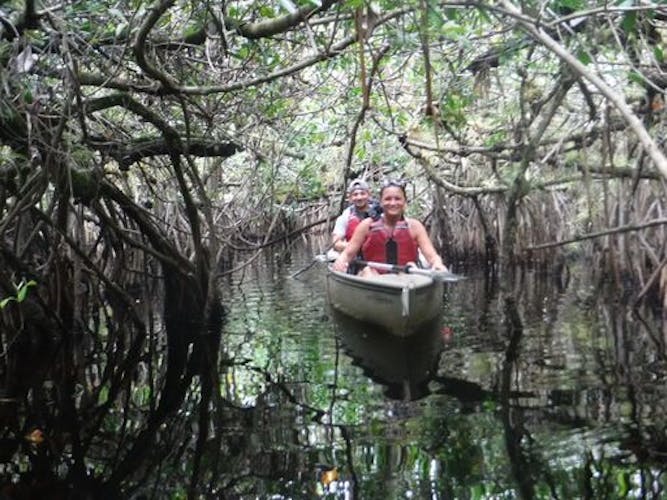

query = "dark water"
(215, 246), (667, 498)
(2, 244), (665, 498)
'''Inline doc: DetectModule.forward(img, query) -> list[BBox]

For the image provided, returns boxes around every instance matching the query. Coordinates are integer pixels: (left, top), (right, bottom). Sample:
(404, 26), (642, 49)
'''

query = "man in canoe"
(332, 179), (448, 277)
(331, 178), (382, 253)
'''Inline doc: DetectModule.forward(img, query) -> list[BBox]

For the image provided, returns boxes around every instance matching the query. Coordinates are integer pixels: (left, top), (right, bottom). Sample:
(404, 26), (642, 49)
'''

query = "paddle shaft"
(355, 260), (465, 282)
(290, 246), (334, 279)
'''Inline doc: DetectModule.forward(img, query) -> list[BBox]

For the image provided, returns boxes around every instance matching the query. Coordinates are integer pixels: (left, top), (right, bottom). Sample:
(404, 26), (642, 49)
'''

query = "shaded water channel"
(214, 244), (667, 498)
(3, 242), (665, 498)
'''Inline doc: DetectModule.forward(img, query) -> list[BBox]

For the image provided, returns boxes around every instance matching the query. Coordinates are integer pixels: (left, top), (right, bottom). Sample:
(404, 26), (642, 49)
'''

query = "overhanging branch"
(496, 0), (667, 181)
(90, 138), (242, 171)
(525, 218), (667, 250)
(227, 0), (342, 39)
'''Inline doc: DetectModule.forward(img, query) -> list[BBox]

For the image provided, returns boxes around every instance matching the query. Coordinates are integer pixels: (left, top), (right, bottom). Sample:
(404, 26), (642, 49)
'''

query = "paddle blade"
(432, 270), (466, 282)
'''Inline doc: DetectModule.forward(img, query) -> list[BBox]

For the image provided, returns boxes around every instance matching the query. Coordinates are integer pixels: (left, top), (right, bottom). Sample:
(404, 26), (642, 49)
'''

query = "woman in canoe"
(332, 179), (448, 277)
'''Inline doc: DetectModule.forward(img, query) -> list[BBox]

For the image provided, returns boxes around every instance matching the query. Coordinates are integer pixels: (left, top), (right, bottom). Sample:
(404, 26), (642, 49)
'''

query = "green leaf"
(17, 282), (29, 302)
(0, 296), (15, 308)
(346, 0), (364, 9)
(576, 50), (592, 65)
(616, 471), (630, 497)
(621, 12), (637, 33)
(557, 0), (585, 11)
(259, 6), (274, 17)
(98, 385), (109, 405)
(628, 70), (644, 86)
(15, 279), (36, 303)
(237, 44), (250, 59)
(444, 8), (459, 21)
(654, 45), (664, 63)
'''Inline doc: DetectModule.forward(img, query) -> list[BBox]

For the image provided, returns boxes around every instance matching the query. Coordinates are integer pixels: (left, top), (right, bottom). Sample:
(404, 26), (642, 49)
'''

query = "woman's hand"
(432, 262), (448, 272)
(332, 256), (349, 272)
(429, 258), (448, 272)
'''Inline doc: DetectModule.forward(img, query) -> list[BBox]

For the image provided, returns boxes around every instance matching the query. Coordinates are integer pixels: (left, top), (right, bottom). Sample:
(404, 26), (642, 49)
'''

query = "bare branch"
(526, 218), (667, 250)
(227, 0), (343, 39)
(133, 0), (179, 91)
(90, 138), (242, 171)
(497, 0), (667, 181)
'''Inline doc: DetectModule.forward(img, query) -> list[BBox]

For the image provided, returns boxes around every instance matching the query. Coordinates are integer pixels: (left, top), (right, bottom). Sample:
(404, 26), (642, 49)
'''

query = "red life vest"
(344, 207), (368, 241)
(361, 218), (419, 269)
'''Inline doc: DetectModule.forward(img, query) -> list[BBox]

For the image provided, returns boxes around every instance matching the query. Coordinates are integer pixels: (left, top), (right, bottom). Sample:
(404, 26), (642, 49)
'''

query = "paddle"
(290, 248), (336, 279)
(354, 259), (466, 282)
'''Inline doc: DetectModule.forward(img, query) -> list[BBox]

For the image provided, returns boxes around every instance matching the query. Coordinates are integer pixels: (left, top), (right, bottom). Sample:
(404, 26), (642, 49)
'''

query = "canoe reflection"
(332, 311), (445, 401)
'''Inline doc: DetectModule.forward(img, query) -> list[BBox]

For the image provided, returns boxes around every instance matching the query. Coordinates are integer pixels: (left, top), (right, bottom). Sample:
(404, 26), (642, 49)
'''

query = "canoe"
(326, 265), (443, 337)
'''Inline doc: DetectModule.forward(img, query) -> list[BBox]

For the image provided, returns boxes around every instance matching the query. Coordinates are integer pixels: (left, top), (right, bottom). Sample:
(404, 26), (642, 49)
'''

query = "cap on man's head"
(347, 179), (370, 193)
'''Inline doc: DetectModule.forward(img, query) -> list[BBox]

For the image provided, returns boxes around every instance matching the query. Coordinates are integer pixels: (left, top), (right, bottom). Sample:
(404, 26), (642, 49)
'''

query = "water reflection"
(331, 312), (445, 401)
(1, 244), (667, 497)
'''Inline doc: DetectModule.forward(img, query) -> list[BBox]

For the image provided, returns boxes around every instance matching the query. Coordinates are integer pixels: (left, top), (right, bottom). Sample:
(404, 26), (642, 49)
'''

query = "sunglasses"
(380, 178), (408, 198)
(382, 179), (406, 188)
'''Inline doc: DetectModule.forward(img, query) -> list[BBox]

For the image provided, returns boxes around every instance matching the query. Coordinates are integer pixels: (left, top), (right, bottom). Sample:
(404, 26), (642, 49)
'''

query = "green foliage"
(576, 49), (592, 65)
(258, 5), (276, 18)
(620, 11), (637, 34)
(627, 69), (645, 86)
(440, 20), (467, 39)
(440, 92), (470, 129)
(69, 164), (101, 203)
(97, 385), (109, 405)
(0, 279), (37, 309)
(183, 22), (203, 40)
(265, 95), (289, 120)
(294, 162), (326, 199)
(1, 0), (666, 496)
(554, 0), (585, 11)
(345, 0), (365, 9)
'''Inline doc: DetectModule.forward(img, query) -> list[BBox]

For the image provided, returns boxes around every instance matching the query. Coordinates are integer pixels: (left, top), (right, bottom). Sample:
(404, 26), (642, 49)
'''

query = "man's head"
(346, 179), (370, 210)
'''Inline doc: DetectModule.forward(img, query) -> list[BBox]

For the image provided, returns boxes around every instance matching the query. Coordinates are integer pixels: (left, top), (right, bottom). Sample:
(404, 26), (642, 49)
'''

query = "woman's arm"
(332, 218), (372, 272)
(410, 219), (447, 271)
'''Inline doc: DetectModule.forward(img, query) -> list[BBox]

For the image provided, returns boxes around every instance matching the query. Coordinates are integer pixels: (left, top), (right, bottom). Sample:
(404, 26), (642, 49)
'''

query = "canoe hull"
(326, 266), (443, 337)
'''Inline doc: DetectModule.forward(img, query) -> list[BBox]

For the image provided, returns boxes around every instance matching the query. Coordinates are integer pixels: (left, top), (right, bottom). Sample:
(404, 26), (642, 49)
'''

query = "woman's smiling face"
(380, 185), (406, 217)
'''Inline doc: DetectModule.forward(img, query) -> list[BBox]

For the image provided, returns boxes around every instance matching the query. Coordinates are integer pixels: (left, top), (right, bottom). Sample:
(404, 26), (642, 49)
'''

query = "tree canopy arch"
(0, 0), (666, 493)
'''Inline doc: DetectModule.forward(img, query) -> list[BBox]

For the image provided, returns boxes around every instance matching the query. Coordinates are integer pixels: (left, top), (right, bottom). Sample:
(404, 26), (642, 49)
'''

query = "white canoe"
(326, 265), (444, 337)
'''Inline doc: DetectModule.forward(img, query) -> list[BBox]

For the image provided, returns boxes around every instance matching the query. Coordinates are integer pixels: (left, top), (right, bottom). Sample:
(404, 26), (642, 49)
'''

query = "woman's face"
(380, 186), (406, 217)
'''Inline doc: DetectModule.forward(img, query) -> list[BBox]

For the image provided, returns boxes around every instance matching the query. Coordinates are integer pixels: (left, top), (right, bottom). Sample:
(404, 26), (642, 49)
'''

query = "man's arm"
(332, 218), (372, 272)
(331, 208), (351, 252)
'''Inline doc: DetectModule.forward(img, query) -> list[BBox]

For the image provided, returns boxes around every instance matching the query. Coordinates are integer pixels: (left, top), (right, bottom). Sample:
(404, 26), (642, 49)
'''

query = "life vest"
(361, 218), (419, 269)
(344, 206), (369, 241)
